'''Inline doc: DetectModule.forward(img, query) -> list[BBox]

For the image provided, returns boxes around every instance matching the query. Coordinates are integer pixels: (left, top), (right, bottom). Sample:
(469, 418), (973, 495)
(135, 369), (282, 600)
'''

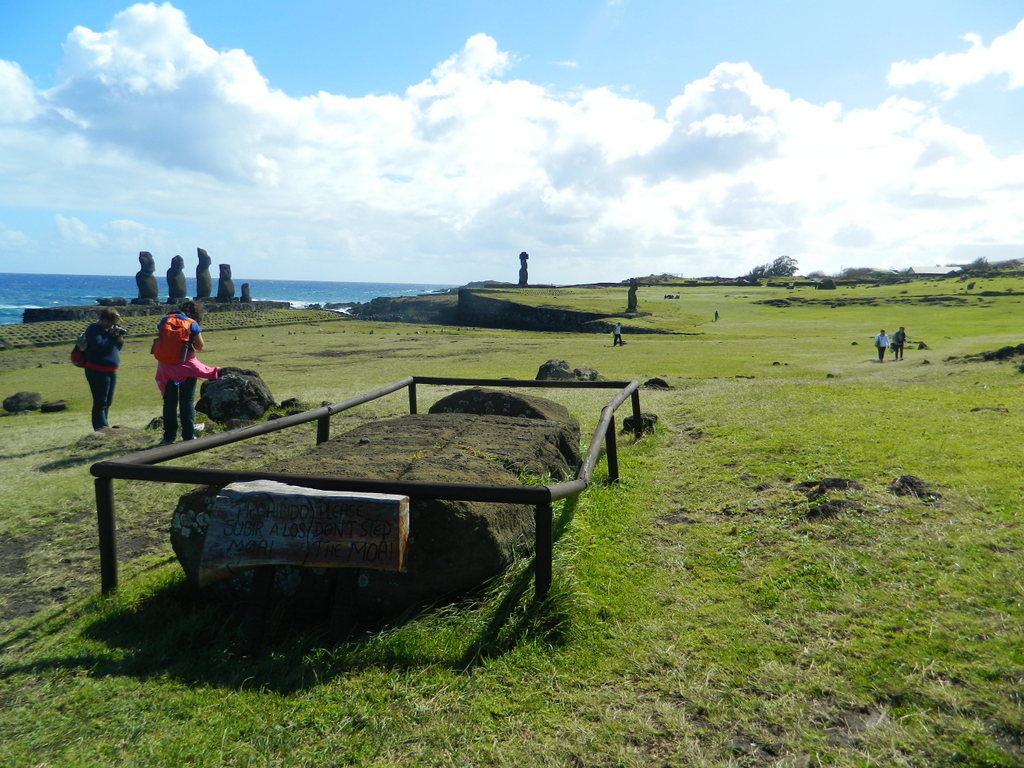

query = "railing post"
(408, 381), (417, 414)
(95, 477), (118, 594)
(605, 414), (619, 483)
(534, 502), (552, 600)
(316, 415), (330, 444)
(630, 389), (642, 438)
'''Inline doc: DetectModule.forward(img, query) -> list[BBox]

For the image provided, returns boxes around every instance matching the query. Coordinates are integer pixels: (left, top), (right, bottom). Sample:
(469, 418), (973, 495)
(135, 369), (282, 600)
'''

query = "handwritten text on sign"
(198, 480), (409, 587)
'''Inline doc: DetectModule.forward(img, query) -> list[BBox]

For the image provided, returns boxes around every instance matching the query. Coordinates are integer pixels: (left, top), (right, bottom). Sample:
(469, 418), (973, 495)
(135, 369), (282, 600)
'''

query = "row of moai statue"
(133, 249), (250, 305)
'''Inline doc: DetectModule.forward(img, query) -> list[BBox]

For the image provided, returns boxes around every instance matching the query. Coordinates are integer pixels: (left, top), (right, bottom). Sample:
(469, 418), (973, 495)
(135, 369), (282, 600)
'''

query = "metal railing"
(91, 376), (642, 600)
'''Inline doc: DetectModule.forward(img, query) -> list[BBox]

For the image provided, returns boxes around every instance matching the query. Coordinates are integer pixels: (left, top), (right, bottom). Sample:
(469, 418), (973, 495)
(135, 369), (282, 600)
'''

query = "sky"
(1, 1), (1023, 285)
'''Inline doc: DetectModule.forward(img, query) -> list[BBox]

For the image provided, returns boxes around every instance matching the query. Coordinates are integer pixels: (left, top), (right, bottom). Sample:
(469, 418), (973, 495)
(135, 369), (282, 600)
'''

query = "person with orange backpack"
(153, 300), (220, 444)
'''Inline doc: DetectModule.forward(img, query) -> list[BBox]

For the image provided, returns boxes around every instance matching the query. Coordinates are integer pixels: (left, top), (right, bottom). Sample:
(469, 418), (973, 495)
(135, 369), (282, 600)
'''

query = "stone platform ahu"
(171, 388), (581, 618)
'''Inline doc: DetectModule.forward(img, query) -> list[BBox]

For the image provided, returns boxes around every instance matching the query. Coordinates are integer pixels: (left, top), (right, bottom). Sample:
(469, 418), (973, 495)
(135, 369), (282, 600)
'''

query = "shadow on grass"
(0, 498), (581, 693)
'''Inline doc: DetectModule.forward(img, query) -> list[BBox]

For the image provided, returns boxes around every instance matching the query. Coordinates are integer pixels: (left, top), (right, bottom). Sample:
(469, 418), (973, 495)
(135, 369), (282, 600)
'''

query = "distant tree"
(747, 255), (798, 280)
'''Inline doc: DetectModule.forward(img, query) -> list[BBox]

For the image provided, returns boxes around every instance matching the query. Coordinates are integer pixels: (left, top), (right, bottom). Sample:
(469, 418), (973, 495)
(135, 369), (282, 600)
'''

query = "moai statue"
(195, 248), (212, 299)
(166, 255), (187, 303)
(518, 251), (529, 286)
(240, 282), (252, 302)
(216, 263), (235, 302)
(627, 280), (638, 312)
(133, 251), (159, 304)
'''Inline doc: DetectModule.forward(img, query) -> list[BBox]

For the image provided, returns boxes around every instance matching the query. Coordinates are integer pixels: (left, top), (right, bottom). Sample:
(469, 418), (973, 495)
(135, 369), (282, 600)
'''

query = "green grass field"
(1, 278), (1022, 767)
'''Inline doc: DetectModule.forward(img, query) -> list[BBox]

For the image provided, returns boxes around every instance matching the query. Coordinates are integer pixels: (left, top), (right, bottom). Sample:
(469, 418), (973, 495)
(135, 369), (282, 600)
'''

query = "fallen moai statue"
(170, 388), (581, 619)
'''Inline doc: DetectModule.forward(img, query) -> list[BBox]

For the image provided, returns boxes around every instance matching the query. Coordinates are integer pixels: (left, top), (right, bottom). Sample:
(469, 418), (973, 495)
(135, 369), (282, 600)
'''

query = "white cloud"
(1, 5), (1023, 283)
(0, 61), (41, 123)
(888, 20), (1024, 98)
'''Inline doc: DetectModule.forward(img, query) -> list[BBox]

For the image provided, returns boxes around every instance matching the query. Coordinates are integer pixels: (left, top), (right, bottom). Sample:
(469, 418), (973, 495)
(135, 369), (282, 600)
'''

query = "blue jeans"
(84, 368), (116, 430)
(162, 378), (198, 442)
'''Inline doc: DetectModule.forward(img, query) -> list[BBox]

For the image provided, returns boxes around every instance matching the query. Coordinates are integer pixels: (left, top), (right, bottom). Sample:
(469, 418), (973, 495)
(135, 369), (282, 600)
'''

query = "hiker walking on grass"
(612, 322), (624, 346)
(874, 329), (889, 362)
(153, 301), (220, 445)
(77, 307), (127, 430)
(891, 326), (907, 360)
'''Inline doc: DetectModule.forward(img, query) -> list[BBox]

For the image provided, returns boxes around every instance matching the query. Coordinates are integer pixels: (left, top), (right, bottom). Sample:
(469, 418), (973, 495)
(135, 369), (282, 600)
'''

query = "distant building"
(907, 266), (954, 276)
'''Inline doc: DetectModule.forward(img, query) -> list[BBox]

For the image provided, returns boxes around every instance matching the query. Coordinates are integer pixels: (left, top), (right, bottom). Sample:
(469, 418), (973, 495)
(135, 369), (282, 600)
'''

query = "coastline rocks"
(195, 367), (274, 423)
(3, 391), (42, 412)
(170, 397), (581, 616)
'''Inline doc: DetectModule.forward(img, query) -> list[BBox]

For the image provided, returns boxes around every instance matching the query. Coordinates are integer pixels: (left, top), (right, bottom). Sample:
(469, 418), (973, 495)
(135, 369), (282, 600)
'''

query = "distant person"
(714, 310), (719, 322)
(874, 329), (889, 362)
(891, 326), (907, 360)
(153, 301), (220, 444)
(77, 308), (127, 430)
(612, 322), (624, 346)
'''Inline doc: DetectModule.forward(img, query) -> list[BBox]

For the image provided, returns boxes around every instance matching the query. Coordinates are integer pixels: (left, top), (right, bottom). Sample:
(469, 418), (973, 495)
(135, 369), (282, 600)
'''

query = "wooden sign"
(198, 480), (409, 587)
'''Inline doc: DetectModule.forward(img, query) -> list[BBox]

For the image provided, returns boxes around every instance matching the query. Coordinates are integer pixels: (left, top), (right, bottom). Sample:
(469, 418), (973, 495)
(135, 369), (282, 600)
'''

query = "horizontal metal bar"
(103, 377), (415, 466)
(89, 462), (554, 504)
(412, 377), (635, 389)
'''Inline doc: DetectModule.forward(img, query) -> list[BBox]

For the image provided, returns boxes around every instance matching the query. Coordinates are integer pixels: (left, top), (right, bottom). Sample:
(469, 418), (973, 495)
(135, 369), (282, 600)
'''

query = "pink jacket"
(155, 355), (221, 395)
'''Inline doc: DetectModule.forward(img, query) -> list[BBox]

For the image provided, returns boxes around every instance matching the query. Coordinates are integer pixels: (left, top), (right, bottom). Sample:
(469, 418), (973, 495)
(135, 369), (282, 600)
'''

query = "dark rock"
(826, 373), (837, 378)
(216, 263), (235, 302)
(170, 406), (581, 616)
(135, 251), (158, 302)
(627, 279), (638, 312)
(96, 298), (127, 306)
(195, 367), (274, 423)
(3, 391), (42, 412)
(572, 365), (604, 381)
(146, 416), (163, 430)
(643, 377), (672, 390)
(917, 341), (929, 350)
(888, 475), (941, 500)
(195, 248), (212, 299)
(166, 255), (187, 302)
(970, 406), (1009, 413)
(623, 413), (658, 435)
(40, 400), (67, 413)
(429, 387), (574, 426)
(851, 341), (858, 345)
(536, 359), (575, 380)
(279, 397), (300, 409)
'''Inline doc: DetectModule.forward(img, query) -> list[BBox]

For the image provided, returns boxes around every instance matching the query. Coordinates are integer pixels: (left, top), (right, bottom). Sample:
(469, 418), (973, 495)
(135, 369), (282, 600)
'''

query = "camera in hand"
(111, 325), (128, 336)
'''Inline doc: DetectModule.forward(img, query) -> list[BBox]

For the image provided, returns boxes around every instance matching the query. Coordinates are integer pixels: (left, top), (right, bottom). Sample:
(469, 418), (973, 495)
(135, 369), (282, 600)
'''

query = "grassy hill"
(0, 277), (1022, 767)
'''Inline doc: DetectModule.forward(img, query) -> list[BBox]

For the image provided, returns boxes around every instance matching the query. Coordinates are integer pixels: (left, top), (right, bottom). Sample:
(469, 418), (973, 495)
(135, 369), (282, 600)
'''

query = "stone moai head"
(139, 251), (155, 274)
(219, 264), (232, 279)
(520, 251), (529, 265)
(197, 248), (211, 269)
(171, 255), (185, 271)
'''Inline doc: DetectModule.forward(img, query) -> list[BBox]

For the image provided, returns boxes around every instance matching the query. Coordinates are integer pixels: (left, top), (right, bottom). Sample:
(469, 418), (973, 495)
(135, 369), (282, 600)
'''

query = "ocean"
(0, 272), (456, 325)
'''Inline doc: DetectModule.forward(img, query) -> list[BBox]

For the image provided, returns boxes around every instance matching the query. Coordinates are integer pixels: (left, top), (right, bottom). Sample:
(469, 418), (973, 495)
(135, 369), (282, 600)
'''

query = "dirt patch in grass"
(755, 295), (971, 308)
(946, 342), (1024, 363)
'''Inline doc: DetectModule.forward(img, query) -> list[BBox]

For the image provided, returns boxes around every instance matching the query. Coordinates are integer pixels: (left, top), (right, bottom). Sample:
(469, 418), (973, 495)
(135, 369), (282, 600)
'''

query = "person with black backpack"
(153, 301), (219, 444)
(76, 307), (127, 430)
